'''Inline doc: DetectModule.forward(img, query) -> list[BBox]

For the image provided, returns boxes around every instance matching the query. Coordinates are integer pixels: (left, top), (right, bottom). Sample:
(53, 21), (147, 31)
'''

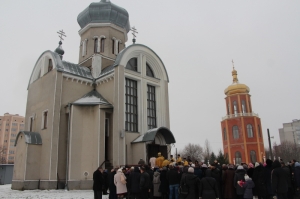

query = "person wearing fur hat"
(180, 167), (201, 199)
(234, 165), (246, 199)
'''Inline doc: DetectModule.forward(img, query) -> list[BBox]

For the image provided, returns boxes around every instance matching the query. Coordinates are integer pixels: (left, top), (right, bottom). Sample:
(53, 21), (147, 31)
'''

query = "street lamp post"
(267, 129), (274, 159)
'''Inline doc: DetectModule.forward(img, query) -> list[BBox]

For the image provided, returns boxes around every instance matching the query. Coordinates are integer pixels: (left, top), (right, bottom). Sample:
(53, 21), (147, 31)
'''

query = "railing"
(222, 112), (259, 121)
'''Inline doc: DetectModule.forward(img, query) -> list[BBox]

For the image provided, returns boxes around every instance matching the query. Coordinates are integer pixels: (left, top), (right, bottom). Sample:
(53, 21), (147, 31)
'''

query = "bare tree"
(273, 141), (300, 162)
(203, 139), (212, 161)
(0, 146), (7, 164)
(180, 143), (204, 162)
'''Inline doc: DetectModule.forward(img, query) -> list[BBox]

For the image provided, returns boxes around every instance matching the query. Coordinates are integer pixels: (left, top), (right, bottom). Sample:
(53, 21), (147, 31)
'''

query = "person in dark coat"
(246, 163), (254, 178)
(128, 167), (141, 199)
(102, 169), (109, 195)
(242, 175), (255, 199)
(272, 160), (288, 199)
(222, 164), (236, 199)
(159, 167), (169, 199)
(200, 169), (219, 199)
(201, 164), (208, 178)
(153, 169), (162, 198)
(294, 162), (300, 198)
(166, 164), (180, 199)
(234, 166), (246, 199)
(140, 167), (151, 199)
(281, 161), (293, 199)
(180, 167), (200, 199)
(145, 165), (154, 199)
(109, 169), (118, 199)
(209, 163), (221, 199)
(265, 159), (274, 199)
(252, 162), (267, 199)
(93, 167), (103, 199)
(194, 165), (203, 180)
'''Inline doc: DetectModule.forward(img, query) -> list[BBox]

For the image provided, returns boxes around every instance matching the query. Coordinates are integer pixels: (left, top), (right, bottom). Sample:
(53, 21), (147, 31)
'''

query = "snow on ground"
(0, 184), (110, 199)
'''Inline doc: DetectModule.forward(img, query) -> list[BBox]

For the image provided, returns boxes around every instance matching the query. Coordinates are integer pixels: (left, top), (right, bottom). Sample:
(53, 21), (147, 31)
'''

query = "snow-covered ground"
(0, 184), (110, 199)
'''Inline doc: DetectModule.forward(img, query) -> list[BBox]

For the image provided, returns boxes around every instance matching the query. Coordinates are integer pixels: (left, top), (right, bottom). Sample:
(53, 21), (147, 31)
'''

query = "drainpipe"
(65, 103), (72, 191)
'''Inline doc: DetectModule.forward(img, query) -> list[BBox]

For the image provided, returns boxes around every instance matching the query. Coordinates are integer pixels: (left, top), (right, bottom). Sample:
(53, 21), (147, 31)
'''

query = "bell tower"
(77, 0), (130, 77)
(221, 65), (265, 164)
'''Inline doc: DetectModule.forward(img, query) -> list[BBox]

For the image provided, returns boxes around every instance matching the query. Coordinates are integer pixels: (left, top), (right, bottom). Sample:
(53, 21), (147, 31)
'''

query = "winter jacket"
(222, 168), (236, 199)
(153, 171), (162, 197)
(271, 160), (288, 194)
(93, 169), (103, 191)
(159, 169), (169, 194)
(114, 170), (127, 194)
(140, 171), (151, 191)
(282, 166), (292, 188)
(252, 165), (267, 197)
(295, 162), (300, 188)
(265, 159), (274, 195)
(128, 167), (141, 194)
(166, 168), (180, 185)
(247, 168), (254, 178)
(194, 166), (203, 180)
(234, 169), (246, 195)
(199, 177), (219, 199)
(180, 173), (200, 199)
(243, 178), (255, 198)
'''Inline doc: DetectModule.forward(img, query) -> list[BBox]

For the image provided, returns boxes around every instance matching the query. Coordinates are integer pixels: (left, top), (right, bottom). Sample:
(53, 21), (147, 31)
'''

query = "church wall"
(24, 69), (57, 181)
(125, 132), (142, 165)
(26, 145), (41, 182)
(96, 78), (114, 105)
(12, 137), (27, 187)
(131, 143), (146, 166)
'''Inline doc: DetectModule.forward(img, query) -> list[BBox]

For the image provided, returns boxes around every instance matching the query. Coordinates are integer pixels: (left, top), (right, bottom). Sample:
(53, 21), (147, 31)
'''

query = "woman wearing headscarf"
(234, 165), (246, 199)
(180, 167), (200, 199)
(114, 168), (127, 199)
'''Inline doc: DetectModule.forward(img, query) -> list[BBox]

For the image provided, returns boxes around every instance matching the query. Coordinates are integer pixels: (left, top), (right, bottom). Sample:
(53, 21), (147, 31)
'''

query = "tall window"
(242, 100), (246, 113)
(125, 78), (138, 132)
(112, 39), (115, 54)
(126, 58), (138, 72)
(233, 125), (239, 139)
(146, 63), (155, 77)
(233, 101), (238, 115)
(48, 59), (53, 72)
(250, 150), (256, 163)
(227, 103), (231, 115)
(94, 38), (98, 53)
(42, 111), (48, 129)
(223, 128), (227, 140)
(247, 124), (253, 138)
(100, 38), (105, 53)
(258, 125), (261, 137)
(29, 117), (33, 132)
(147, 85), (156, 129)
(235, 151), (242, 165)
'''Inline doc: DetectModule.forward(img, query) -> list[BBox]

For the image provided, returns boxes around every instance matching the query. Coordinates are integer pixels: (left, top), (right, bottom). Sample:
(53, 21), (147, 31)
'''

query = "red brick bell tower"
(221, 66), (265, 164)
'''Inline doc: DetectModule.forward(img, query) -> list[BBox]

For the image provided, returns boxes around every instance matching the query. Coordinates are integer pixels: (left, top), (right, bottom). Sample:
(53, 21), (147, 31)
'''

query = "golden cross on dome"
(57, 30), (67, 41)
(232, 59), (235, 70)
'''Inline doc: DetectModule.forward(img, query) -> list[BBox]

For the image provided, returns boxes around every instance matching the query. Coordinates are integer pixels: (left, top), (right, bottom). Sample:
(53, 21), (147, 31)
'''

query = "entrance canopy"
(132, 127), (176, 144)
(15, 131), (42, 146)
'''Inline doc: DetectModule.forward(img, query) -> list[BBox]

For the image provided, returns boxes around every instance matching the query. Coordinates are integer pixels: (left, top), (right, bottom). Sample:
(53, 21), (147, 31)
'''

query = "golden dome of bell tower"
(224, 65), (250, 96)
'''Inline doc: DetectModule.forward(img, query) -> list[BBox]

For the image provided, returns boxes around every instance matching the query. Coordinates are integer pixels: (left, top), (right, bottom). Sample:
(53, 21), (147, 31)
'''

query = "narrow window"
(258, 125), (261, 137)
(147, 85), (156, 130)
(48, 59), (53, 72)
(233, 125), (239, 139)
(94, 38), (98, 53)
(223, 128), (227, 140)
(29, 117), (33, 132)
(43, 111), (48, 129)
(100, 38), (105, 53)
(250, 150), (256, 163)
(233, 101), (238, 115)
(242, 100), (246, 113)
(227, 103), (231, 115)
(125, 78), (138, 132)
(247, 124), (253, 138)
(235, 151), (242, 165)
(146, 63), (155, 77)
(112, 39), (115, 54)
(117, 42), (120, 54)
(126, 58), (138, 72)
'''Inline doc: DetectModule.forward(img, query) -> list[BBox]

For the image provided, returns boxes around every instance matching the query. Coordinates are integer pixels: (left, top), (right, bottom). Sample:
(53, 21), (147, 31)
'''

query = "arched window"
(235, 151), (242, 165)
(81, 39), (88, 56)
(100, 37), (105, 53)
(126, 58), (138, 72)
(247, 124), (253, 138)
(94, 38), (98, 53)
(242, 100), (247, 113)
(146, 63), (155, 77)
(233, 101), (238, 115)
(233, 126), (239, 139)
(223, 128), (227, 140)
(227, 103), (231, 115)
(250, 150), (256, 163)
(48, 59), (53, 72)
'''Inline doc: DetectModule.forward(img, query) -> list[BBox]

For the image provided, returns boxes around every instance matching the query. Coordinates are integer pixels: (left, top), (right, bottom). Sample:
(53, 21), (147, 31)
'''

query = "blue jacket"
(243, 178), (255, 198)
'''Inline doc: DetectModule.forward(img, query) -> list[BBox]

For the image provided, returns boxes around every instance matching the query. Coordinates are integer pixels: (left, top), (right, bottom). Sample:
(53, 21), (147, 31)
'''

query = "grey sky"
(0, 0), (299, 154)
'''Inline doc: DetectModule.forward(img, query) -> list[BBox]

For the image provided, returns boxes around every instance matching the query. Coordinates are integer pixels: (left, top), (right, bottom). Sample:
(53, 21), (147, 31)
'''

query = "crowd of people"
(93, 153), (300, 199)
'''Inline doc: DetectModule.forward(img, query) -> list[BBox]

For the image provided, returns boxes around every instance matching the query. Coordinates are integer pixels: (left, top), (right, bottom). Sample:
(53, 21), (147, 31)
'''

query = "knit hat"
(248, 163), (254, 168)
(237, 165), (244, 170)
(191, 164), (195, 168)
(255, 162), (260, 168)
(228, 164), (234, 169)
(244, 174), (249, 180)
(188, 167), (194, 173)
(202, 164), (208, 168)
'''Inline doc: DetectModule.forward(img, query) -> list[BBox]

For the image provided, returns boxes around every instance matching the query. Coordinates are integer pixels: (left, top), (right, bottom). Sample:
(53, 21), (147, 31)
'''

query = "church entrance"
(147, 144), (168, 161)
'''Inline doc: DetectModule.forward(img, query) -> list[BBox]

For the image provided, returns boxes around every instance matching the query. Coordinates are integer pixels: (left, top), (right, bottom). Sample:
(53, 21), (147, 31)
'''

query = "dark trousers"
(94, 190), (103, 199)
(129, 192), (141, 199)
(276, 192), (287, 199)
(140, 189), (149, 199)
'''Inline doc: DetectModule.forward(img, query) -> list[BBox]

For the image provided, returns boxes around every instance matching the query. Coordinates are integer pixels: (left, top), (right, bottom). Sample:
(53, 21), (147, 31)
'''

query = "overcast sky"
(0, 0), (299, 154)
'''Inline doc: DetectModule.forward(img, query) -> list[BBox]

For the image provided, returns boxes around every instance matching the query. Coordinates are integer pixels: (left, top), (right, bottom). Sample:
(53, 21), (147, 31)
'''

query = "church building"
(221, 67), (265, 165)
(12, 0), (175, 190)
